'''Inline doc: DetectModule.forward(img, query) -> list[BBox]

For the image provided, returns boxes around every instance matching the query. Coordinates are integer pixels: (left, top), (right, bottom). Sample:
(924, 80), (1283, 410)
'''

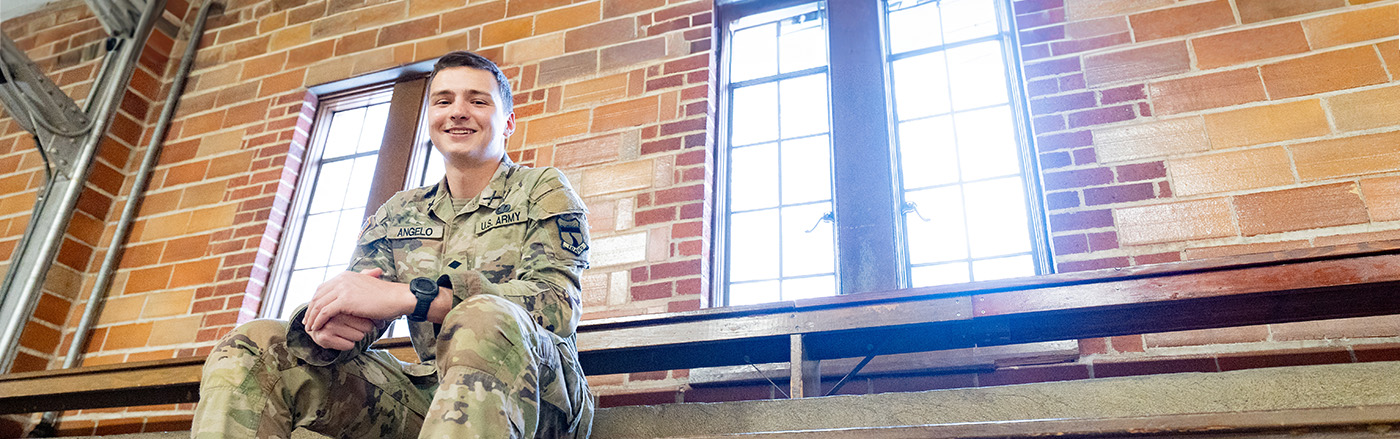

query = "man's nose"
(448, 101), (470, 119)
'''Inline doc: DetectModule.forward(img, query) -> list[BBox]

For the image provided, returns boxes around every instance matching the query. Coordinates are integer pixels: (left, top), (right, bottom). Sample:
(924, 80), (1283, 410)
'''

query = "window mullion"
(827, 0), (902, 294)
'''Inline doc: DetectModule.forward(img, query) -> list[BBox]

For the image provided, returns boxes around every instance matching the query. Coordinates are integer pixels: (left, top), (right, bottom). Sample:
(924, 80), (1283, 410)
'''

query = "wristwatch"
(407, 277), (438, 322)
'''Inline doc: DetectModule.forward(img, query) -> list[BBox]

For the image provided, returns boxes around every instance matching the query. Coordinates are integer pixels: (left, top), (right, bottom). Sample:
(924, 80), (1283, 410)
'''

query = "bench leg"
(789, 334), (821, 398)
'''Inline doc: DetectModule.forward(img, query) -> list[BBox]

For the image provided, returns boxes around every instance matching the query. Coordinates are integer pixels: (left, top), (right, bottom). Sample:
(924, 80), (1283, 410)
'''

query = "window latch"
(805, 211), (835, 233)
(903, 202), (931, 222)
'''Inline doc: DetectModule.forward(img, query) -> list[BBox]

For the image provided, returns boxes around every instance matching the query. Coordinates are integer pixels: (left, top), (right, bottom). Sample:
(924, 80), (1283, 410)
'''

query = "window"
(263, 78), (430, 337)
(716, 0), (1049, 305)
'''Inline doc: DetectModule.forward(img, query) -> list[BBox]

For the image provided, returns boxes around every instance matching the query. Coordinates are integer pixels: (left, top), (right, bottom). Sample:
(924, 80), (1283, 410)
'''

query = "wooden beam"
(788, 334), (820, 398)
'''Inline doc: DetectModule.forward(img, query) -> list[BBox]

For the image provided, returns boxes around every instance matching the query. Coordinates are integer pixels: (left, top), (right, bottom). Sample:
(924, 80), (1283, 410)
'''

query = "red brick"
(652, 1), (708, 22)
(1083, 182), (1154, 206)
(1086, 231), (1118, 251)
(1019, 24), (1065, 45)
(1237, 0), (1347, 23)
(1100, 84), (1145, 104)
(1053, 233), (1088, 255)
(1128, 0), (1235, 42)
(1059, 73), (1086, 91)
(1016, 7), (1066, 29)
(1072, 147), (1096, 164)
(1035, 130), (1092, 151)
(1015, 0), (1064, 14)
(631, 282), (672, 300)
(1023, 57), (1080, 79)
(1021, 43), (1052, 61)
(1067, 104), (1135, 128)
(651, 259), (699, 279)
(1115, 161), (1165, 182)
(655, 184), (703, 205)
(1094, 357), (1218, 378)
(1033, 115), (1065, 133)
(979, 364), (1090, 386)
(1148, 68), (1266, 115)
(1083, 41), (1188, 86)
(1057, 256), (1129, 272)
(1191, 22), (1311, 70)
(1048, 209), (1113, 231)
(1134, 252), (1180, 264)
(1042, 167), (1112, 190)
(1045, 191), (1079, 209)
(1030, 91), (1095, 115)
(635, 206), (675, 226)
(1260, 45), (1388, 99)
(1234, 182), (1369, 236)
(1217, 348), (1352, 371)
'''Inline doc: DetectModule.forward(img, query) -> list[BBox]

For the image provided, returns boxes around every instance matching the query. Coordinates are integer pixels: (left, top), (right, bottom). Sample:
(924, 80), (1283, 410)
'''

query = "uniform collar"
(424, 156), (519, 219)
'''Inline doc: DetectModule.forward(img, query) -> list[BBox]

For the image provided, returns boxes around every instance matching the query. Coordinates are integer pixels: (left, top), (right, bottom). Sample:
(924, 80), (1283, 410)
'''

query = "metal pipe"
(0, 0), (168, 374)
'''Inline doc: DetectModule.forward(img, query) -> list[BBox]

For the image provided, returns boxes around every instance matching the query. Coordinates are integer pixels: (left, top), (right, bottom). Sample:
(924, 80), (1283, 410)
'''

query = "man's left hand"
(304, 267), (414, 332)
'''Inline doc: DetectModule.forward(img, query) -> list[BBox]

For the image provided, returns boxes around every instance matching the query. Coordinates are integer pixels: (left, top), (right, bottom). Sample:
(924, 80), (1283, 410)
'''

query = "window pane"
(279, 267), (326, 319)
(887, 0), (943, 54)
(387, 318), (409, 339)
(729, 209), (780, 281)
(309, 160), (353, 214)
(911, 262), (968, 287)
(323, 107), (365, 159)
(779, 10), (826, 73)
(421, 148), (445, 187)
(780, 135), (831, 204)
(781, 202), (834, 277)
(357, 103), (390, 153)
(954, 105), (1020, 181)
(779, 73), (829, 139)
(972, 254), (1033, 281)
(294, 213), (338, 269)
(327, 208), (365, 268)
(904, 186), (968, 264)
(730, 280), (780, 306)
(891, 52), (950, 121)
(946, 40), (1009, 111)
(730, 143), (779, 211)
(963, 176), (1031, 258)
(344, 155), (379, 209)
(783, 275), (835, 301)
(731, 23), (778, 82)
(940, 0), (999, 44)
(731, 83), (779, 146)
(898, 116), (959, 189)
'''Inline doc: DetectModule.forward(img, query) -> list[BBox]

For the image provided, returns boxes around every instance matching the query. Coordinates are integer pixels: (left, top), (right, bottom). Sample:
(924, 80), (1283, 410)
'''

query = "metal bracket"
(0, 34), (93, 178)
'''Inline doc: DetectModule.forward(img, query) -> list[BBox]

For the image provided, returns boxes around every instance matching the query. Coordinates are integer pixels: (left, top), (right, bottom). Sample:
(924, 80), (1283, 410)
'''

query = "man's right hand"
(307, 313), (375, 350)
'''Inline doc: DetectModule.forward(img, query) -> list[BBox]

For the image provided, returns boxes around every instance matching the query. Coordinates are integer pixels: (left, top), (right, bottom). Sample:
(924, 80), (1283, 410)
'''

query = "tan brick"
(187, 204), (237, 233)
(1314, 228), (1400, 246)
(1182, 239), (1311, 260)
(603, 0), (664, 18)
(1168, 147), (1294, 196)
(538, 51), (599, 86)
(565, 18), (636, 52)
(555, 132), (624, 168)
(536, 2), (601, 35)
(1203, 100), (1330, 149)
(591, 95), (659, 133)
(1271, 315), (1400, 341)
(504, 33), (564, 65)
(409, 0), (467, 16)
(1380, 39), (1398, 78)
(1084, 40), (1189, 87)
(102, 322), (153, 350)
(1361, 176), (1400, 221)
(482, 16), (534, 48)
(268, 23), (311, 52)
(1292, 130), (1400, 181)
(1261, 46), (1389, 100)
(507, 0), (572, 17)
(1145, 325), (1269, 348)
(1303, 3), (1399, 49)
(1148, 68), (1267, 115)
(582, 159), (653, 196)
(563, 73), (629, 108)
(139, 212), (191, 241)
(170, 257), (221, 288)
(441, 0), (507, 29)
(1094, 116), (1209, 163)
(1128, 0), (1235, 42)
(1116, 198), (1237, 245)
(1327, 84), (1400, 132)
(524, 109), (590, 145)
(1234, 182), (1368, 236)
(141, 289), (194, 318)
(147, 315), (202, 346)
(1191, 23), (1311, 70)
(1064, 0), (1174, 21)
(599, 37), (666, 72)
(95, 294), (144, 325)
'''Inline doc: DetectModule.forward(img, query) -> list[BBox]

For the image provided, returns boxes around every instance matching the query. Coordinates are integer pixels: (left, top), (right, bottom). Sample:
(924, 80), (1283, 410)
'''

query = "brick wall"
(0, 0), (1397, 434)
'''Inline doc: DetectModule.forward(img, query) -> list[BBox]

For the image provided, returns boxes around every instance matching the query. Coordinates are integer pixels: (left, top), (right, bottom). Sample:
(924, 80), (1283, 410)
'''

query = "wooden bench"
(5, 240), (1400, 414)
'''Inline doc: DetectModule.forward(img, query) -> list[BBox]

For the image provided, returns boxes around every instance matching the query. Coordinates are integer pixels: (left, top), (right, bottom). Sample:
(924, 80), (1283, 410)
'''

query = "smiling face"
(426, 66), (516, 166)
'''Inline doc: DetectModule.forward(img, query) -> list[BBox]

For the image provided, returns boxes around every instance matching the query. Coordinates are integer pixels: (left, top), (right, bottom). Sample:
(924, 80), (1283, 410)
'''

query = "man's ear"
(503, 112), (516, 138)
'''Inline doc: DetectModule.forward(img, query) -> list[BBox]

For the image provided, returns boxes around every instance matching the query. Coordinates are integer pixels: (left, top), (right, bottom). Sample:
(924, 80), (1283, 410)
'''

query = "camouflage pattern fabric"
(194, 157), (593, 439)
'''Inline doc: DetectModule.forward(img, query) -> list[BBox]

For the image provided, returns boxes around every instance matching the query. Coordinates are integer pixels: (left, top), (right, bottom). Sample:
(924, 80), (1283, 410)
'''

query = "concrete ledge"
(65, 361), (1400, 438)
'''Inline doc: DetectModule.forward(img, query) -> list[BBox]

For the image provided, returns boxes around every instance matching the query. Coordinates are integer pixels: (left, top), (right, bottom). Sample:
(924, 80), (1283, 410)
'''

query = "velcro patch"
(388, 225), (444, 239)
(557, 214), (588, 256)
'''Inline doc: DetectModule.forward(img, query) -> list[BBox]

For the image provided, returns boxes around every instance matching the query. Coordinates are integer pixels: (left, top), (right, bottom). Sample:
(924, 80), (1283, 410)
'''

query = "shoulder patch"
(557, 214), (588, 256)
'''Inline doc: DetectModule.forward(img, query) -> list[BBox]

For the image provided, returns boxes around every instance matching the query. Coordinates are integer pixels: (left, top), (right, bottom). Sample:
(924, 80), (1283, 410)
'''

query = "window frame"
(259, 77), (429, 325)
(712, 0), (1052, 306)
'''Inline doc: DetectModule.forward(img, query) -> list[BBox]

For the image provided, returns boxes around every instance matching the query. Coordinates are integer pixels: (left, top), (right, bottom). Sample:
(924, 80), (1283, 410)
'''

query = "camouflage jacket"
(287, 157), (590, 373)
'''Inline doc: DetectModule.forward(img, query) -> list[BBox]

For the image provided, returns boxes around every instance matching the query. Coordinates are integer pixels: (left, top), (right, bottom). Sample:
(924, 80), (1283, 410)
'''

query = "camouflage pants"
(192, 295), (589, 439)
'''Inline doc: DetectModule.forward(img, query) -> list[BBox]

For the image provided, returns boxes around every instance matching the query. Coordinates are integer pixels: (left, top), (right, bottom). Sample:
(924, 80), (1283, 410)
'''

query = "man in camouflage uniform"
(193, 51), (593, 439)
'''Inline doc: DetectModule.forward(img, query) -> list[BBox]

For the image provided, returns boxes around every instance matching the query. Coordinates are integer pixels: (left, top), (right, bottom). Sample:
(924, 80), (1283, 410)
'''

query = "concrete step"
(65, 361), (1400, 438)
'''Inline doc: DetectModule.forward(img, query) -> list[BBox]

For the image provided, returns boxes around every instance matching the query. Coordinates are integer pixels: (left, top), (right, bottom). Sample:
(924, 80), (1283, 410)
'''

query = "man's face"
(426, 66), (515, 165)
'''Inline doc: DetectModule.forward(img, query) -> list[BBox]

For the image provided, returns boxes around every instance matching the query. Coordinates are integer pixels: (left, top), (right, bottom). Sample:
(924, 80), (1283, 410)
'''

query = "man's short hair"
(430, 51), (513, 114)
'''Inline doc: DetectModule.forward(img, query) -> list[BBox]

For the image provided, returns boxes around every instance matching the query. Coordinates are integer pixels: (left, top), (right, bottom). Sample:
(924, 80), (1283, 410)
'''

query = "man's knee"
(442, 295), (533, 336)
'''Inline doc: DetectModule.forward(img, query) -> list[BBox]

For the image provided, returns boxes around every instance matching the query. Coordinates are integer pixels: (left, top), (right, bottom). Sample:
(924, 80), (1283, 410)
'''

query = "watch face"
(412, 277), (436, 295)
